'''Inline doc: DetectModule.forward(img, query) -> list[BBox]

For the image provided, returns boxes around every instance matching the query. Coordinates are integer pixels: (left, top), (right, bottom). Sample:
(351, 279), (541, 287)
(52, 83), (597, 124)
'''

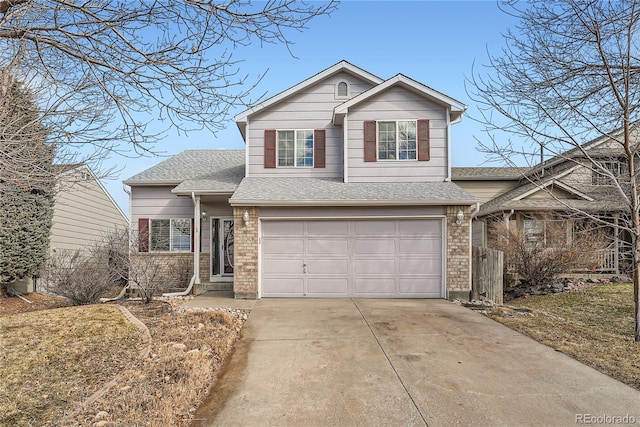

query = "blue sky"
(106, 1), (517, 214)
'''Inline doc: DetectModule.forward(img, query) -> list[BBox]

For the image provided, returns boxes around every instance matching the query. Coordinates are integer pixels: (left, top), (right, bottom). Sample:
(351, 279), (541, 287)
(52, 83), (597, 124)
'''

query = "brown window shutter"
(417, 119), (430, 161)
(363, 120), (376, 162)
(138, 218), (149, 252)
(314, 129), (326, 168)
(264, 129), (276, 168)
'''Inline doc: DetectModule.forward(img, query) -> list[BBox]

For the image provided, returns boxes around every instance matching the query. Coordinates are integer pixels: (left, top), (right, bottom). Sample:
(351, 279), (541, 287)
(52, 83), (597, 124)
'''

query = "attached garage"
(261, 218), (444, 298)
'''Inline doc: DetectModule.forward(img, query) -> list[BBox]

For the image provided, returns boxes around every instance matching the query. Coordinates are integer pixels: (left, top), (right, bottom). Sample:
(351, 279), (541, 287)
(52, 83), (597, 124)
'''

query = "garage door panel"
(307, 221), (348, 236)
(354, 259), (396, 275)
(262, 278), (304, 295)
(398, 219), (441, 236)
(262, 258), (303, 275)
(307, 278), (348, 295)
(308, 239), (348, 256)
(307, 259), (348, 275)
(354, 278), (396, 295)
(399, 238), (441, 254)
(399, 277), (441, 295)
(262, 238), (304, 255)
(354, 239), (396, 255)
(263, 221), (304, 236)
(400, 258), (440, 275)
(354, 220), (395, 235)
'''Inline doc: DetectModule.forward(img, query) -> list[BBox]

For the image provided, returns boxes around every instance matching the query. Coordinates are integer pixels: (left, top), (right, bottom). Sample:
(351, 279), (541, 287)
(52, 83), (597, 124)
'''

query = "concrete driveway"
(192, 299), (640, 426)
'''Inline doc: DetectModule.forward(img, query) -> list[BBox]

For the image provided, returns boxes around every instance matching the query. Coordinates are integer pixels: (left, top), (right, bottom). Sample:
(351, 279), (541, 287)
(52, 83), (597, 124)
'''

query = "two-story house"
(124, 61), (478, 300)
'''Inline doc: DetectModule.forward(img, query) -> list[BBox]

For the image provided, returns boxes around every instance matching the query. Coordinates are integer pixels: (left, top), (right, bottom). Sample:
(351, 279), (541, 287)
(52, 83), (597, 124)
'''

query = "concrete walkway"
(191, 298), (640, 427)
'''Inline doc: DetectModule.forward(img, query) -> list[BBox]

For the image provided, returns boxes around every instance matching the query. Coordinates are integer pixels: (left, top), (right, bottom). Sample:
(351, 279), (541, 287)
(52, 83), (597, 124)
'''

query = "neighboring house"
(50, 164), (129, 253)
(13, 164), (129, 293)
(452, 129), (635, 275)
(124, 61), (478, 300)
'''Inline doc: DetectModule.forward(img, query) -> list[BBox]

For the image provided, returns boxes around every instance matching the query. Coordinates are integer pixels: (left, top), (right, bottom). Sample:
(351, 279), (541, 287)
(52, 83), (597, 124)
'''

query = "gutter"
(229, 199), (479, 207)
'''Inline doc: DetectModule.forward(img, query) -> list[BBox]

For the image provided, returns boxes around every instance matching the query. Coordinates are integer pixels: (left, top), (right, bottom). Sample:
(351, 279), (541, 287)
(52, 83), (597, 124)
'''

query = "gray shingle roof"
(123, 150), (245, 191)
(230, 177), (477, 206)
(451, 167), (529, 180)
(476, 173), (626, 216)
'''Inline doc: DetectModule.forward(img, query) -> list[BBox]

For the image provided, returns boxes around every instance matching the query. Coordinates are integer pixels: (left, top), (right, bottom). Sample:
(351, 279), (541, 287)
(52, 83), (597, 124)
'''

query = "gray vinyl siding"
(453, 180), (520, 204)
(346, 87), (449, 182)
(130, 186), (232, 253)
(246, 73), (375, 178)
(50, 171), (128, 251)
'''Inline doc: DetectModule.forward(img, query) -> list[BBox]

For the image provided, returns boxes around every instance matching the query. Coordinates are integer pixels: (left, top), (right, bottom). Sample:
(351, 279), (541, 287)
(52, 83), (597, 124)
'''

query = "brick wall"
(446, 206), (471, 300)
(232, 207), (259, 299)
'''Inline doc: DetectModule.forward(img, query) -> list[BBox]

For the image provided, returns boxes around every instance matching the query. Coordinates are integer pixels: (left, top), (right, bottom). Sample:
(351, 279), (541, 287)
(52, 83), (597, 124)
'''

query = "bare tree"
(468, 0), (640, 341)
(0, 0), (336, 173)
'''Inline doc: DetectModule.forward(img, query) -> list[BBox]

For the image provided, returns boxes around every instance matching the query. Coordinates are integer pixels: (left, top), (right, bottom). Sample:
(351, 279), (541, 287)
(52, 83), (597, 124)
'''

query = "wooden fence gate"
(472, 246), (504, 305)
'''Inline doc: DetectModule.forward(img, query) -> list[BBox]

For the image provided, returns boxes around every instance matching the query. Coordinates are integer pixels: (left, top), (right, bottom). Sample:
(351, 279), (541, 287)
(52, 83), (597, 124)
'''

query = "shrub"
(42, 250), (119, 305)
(490, 215), (606, 288)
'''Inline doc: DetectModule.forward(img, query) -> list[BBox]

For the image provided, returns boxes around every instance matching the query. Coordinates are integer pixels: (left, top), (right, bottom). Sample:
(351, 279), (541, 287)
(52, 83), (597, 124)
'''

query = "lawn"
(0, 298), (244, 426)
(488, 282), (640, 390)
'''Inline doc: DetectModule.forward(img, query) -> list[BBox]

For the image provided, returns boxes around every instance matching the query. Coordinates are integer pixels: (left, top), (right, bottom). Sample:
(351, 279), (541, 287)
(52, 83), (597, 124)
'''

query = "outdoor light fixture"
(201, 211), (208, 219)
(456, 209), (464, 226)
(243, 209), (250, 226)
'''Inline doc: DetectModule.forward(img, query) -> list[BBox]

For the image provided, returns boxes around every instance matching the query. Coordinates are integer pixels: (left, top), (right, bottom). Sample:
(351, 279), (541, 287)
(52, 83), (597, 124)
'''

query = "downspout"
(343, 111), (349, 183)
(163, 192), (200, 297)
(445, 107), (452, 181)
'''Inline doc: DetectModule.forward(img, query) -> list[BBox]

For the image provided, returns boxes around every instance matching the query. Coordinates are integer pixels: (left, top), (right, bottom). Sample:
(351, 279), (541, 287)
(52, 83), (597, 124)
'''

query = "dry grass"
(488, 282), (640, 390)
(0, 305), (143, 426)
(0, 299), (244, 427)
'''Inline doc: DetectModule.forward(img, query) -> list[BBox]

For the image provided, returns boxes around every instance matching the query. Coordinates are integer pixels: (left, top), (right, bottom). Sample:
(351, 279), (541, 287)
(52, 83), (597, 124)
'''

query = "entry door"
(211, 218), (234, 276)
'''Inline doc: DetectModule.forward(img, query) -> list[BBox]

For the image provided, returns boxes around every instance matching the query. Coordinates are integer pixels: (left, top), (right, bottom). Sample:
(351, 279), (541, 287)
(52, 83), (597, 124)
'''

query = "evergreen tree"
(0, 70), (55, 292)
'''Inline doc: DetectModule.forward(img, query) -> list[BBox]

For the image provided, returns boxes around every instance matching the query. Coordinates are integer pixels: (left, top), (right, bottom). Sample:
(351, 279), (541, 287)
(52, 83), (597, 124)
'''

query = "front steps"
(195, 282), (233, 295)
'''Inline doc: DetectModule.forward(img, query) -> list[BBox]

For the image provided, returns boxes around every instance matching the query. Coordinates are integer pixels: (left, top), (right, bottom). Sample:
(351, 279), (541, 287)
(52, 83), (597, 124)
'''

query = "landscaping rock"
(95, 411), (109, 420)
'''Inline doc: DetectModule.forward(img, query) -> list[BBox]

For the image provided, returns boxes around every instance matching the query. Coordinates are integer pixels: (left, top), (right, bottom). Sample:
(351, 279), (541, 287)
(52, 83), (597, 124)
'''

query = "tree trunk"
(635, 241), (640, 342)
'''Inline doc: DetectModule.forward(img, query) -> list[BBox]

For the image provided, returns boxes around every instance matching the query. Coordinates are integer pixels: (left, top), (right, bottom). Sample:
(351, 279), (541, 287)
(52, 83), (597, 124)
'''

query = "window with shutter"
(314, 129), (326, 168)
(265, 128), (326, 168)
(363, 121), (377, 162)
(138, 218), (149, 252)
(264, 130), (276, 168)
(365, 120), (427, 161)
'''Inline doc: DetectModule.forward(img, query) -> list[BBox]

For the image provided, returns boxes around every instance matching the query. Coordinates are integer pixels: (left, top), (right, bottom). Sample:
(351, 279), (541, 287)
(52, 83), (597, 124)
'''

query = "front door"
(211, 218), (234, 277)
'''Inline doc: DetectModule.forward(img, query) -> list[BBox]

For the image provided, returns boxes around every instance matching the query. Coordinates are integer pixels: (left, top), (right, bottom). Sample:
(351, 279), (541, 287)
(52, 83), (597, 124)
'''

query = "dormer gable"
(235, 60), (384, 140)
(333, 74), (466, 126)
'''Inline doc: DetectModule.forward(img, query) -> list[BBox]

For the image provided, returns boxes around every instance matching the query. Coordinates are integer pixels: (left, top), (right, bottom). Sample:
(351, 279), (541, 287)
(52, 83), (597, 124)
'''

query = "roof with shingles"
(451, 167), (529, 180)
(123, 150), (245, 189)
(229, 177), (477, 206)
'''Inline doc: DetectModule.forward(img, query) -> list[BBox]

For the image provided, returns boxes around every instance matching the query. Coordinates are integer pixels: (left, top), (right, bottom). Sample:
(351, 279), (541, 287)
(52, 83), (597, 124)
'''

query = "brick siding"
(232, 207), (259, 299)
(446, 205), (472, 299)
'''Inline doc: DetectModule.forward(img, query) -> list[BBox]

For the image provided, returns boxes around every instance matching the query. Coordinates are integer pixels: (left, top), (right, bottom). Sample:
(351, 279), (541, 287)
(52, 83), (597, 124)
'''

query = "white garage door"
(261, 219), (443, 298)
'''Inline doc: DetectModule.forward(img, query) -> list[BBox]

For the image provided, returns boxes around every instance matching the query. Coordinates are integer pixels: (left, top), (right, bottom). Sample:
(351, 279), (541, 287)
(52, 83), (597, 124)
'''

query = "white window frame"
(592, 161), (623, 186)
(376, 120), (417, 161)
(336, 81), (348, 98)
(277, 129), (314, 168)
(149, 218), (191, 252)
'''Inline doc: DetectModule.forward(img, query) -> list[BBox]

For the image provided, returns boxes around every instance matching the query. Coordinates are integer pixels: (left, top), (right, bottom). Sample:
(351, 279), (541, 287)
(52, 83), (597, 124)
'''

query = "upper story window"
(264, 129), (325, 169)
(592, 161), (624, 186)
(336, 81), (348, 98)
(278, 130), (314, 167)
(364, 119), (429, 163)
(378, 120), (417, 160)
(150, 218), (191, 252)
